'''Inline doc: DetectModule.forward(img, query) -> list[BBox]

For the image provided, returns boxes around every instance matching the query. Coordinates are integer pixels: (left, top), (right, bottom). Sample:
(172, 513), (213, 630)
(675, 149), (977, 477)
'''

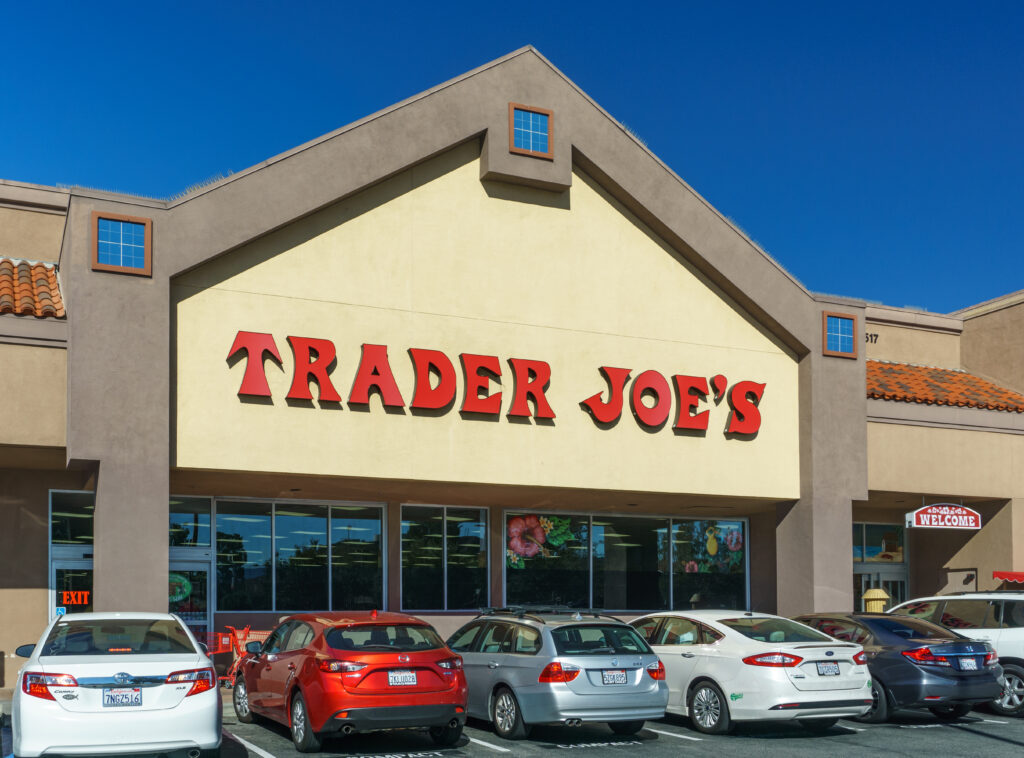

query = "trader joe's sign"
(905, 504), (981, 530)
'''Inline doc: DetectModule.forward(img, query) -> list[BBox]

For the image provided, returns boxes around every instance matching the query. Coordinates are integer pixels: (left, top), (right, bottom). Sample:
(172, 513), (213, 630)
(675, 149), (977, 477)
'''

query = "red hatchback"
(231, 611), (467, 752)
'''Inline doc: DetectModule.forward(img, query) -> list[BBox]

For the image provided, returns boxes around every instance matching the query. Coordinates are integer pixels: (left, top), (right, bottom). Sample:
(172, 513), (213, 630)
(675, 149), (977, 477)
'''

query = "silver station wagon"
(446, 608), (668, 739)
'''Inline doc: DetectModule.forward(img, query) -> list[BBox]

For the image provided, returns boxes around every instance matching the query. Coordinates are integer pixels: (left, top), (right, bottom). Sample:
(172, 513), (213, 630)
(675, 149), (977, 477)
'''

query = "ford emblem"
(114, 672), (133, 685)
(826, 651), (834, 657)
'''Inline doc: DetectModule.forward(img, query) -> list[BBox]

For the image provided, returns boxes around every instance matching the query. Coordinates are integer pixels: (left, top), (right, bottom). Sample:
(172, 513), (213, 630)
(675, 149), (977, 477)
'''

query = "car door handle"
(488, 661), (500, 669)
(287, 663), (296, 671)
(680, 652), (695, 658)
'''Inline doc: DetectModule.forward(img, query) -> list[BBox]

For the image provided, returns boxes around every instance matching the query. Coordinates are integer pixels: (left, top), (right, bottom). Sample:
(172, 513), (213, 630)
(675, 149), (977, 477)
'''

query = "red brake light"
(853, 651), (867, 665)
(646, 660), (666, 681)
(165, 668), (216, 696)
(539, 662), (581, 683)
(901, 647), (951, 667)
(985, 652), (998, 667)
(22, 672), (77, 700)
(319, 659), (367, 674)
(437, 657), (463, 671)
(743, 653), (803, 667)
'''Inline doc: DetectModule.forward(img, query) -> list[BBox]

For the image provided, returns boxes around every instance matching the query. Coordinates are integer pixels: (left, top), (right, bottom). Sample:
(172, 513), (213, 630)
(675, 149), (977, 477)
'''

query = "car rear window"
(325, 624), (443, 652)
(40, 619), (196, 656)
(551, 624), (651, 655)
(864, 616), (959, 640)
(891, 600), (941, 621)
(719, 617), (831, 643)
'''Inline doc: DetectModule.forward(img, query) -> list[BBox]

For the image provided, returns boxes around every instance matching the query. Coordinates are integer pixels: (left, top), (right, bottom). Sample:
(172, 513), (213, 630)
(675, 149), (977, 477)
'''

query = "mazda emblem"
(114, 672), (133, 685)
(399, 654), (410, 663)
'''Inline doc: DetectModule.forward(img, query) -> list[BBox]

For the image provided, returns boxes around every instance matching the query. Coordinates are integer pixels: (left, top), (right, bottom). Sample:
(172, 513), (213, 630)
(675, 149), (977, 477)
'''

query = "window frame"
(91, 211), (153, 276)
(822, 311), (858, 359)
(508, 103), (554, 160)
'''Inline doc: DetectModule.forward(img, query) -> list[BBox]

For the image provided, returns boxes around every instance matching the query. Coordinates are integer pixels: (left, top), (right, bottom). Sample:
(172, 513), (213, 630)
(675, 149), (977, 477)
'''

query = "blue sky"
(2, 2), (1021, 313)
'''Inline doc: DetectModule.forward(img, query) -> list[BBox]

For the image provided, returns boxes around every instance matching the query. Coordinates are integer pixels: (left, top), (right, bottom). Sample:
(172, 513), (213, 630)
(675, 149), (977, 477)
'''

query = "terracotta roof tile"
(867, 360), (1024, 413)
(0, 258), (65, 319)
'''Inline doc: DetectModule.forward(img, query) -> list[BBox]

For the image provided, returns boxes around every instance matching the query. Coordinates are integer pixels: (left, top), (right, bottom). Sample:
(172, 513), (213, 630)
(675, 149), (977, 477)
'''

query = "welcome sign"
(905, 504), (982, 530)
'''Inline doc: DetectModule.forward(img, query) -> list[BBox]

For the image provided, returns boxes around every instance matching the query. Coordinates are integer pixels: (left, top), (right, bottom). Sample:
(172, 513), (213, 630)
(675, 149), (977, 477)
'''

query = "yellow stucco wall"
(0, 343), (66, 448)
(174, 143), (800, 498)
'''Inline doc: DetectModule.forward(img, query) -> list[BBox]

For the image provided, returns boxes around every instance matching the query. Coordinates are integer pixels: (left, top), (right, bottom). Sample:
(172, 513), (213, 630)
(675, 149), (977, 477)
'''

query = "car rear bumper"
(516, 683), (668, 724)
(888, 670), (1004, 708)
(321, 704), (467, 734)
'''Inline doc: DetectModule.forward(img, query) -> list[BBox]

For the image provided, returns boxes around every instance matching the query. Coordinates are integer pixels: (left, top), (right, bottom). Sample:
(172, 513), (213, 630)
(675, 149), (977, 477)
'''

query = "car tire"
(855, 678), (890, 724)
(492, 686), (531, 740)
(609, 720), (645, 735)
(930, 704), (972, 721)
(429, 723), (464, 746)
(799, 717), (838, 733)
(991, 663), (1024, 717)
(232, 676), (255, 724)
(687, 681), (732, 734)
(290, 691), (323, 753)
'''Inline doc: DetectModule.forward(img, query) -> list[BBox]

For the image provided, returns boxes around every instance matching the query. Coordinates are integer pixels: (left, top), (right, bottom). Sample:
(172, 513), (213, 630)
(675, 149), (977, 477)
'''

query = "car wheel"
(930, 704), (972, 721)
(855, 678), (890, 724)
(688, 681), (732, 734)
(799, 717), (838, 733)
(290, 692), (323, 753)
(429, 723), (464, 746)
(992, 664), (1024, 716)
(232, 677), (255, 724)
(492, 686), (531, 740)
(609, 720), (645, 735)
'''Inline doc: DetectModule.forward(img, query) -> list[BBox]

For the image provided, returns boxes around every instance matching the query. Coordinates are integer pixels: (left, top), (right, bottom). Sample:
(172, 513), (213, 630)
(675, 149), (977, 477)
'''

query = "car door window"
(654, 617), (700, 646)
(1002, 601), (1024, 629)
(631, 616), (663, 642)
(891, 600), (942, 622)
(813, 617), (861, 642)
(262, 623), (291, 655)
(941, 599), (1000, 629)
(699, 624), (724, 644)
(513, 625), (542, 654)
(479, 622), (513, 654)
(284, 622), (314, 652)
(447, 622), (486, 653)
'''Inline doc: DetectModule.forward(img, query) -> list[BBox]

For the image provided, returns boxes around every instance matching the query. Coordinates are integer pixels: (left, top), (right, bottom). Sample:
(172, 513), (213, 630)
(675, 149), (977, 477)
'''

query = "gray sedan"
(447, 609), (668, 739)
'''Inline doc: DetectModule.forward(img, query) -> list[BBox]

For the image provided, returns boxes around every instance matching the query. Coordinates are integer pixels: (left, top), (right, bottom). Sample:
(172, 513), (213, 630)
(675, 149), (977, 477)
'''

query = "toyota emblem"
(114, 672), (133, 685)
(399, 654), (410, 663)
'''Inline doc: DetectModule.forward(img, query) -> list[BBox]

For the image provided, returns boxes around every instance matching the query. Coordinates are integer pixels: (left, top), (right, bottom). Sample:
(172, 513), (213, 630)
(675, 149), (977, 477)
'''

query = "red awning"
(993, 571), (1024, 583)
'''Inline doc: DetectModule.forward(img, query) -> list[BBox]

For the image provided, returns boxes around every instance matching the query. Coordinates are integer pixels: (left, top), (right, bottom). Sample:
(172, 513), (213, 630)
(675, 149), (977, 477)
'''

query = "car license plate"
(102, 688), (142, 707)
(960, 657), (978, 671)
(388, 670), (417, 686)
(602, 669), (627, 685)
(816, 662), (840, 676)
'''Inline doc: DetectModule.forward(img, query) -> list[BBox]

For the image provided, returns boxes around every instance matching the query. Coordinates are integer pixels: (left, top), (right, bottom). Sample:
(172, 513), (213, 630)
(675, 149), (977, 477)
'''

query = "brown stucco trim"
(867, 400), (1024, 435)
(822, 311), (859, 359)
(508, 102), (554, 160)
(0, 314), (67, 345)
(90, 211), (153, 277)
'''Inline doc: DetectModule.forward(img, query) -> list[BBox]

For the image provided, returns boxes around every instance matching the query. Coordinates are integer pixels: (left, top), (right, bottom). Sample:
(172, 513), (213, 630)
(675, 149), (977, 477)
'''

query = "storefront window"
(51, 491), (95, 546)
(275, 505), (328, 611)
(331, 505), (383, 610)
(852, 524), (863, 562)
(216, 501), (272, 611)
(169, 497), (212, 547)
(55, 566), (93, 614)
(672, 520), (746, 610)
(505, 513), (589, 607)
(169, 569), (209, 635)
(402, 505), (488, 610)
(592, 517), (669, 610)
(863, 524), (904, 562)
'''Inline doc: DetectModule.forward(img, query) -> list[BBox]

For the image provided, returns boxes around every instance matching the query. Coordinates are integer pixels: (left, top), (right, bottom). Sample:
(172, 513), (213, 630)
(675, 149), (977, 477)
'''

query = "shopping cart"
(219, 626), (272, 688)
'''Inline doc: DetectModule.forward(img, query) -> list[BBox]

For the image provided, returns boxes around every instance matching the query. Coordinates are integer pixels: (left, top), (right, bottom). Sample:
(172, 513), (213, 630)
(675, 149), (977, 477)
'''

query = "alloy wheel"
(999, 672), (1024, 711)
(495, 692), (516, 734)
(292, 698), (306, 743)
(233, 680), (249, 718)
(693, 686), (721, 729)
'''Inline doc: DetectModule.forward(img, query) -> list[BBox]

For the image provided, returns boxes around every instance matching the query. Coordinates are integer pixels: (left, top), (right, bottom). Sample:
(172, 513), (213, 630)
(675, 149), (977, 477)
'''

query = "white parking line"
(982, 719), (1009, 724)
(836, 725), (866, 732)
(644, 727), (702, 741)
(468, 736), (512, 752)
(224, 729), (279, 758)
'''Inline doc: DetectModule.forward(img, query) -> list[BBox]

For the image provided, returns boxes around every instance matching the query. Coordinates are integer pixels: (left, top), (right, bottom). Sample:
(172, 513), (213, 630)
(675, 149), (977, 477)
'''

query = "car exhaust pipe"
(449, 718), (460, 728)
(341, 724), (355, 735)
(188, 751), (201, 758)
(564, 718), (582, 727)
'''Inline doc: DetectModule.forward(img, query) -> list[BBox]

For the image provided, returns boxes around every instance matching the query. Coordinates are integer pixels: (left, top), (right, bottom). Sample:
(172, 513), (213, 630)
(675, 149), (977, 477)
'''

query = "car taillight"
(22, 672), (77, 700)
(165, 668), (216, 696)
(646, 661), (666, 680)
(853, 651), (867, 665)
(742, 653), (803, 667)
(319, 659), (367, 674)
(901, 647), (951, 667)
(985, 652), (999, 667)
(437, 657), (463, 671)
(539, 662), (581, 683)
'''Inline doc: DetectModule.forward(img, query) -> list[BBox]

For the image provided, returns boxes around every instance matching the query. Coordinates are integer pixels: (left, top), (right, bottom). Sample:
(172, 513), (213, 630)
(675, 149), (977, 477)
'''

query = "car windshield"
(551, 624), (652, 655)
(325, 624), (443, 652)
(719, 617), (831, 643)
(864, 616), (960, 640)
(40, 619), (196, 656)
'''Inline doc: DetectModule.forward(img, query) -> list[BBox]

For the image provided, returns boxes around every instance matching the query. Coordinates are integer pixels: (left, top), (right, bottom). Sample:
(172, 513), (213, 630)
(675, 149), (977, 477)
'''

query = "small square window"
(509, 103), (553, 160)
(822, 311), (858, 358)
(91, 211), (152, 276)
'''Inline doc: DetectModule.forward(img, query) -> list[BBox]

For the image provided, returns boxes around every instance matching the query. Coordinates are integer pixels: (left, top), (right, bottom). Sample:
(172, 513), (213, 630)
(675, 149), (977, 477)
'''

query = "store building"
(2, 47), (1022, 689)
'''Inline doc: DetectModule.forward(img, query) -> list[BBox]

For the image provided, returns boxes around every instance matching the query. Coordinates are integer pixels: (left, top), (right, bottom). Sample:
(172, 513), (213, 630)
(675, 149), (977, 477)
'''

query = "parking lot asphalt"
(5, 702), (1024, 758)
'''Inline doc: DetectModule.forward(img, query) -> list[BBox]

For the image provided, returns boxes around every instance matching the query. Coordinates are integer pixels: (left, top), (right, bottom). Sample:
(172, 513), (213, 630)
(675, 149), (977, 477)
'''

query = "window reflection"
(671, 520), (746, 610)
(505, 513), (589, 607)
(331, 505), (383, 609)
(216, 501), (272, 611)
(592, 517), (669, 610)
(169, 497), (211, 548)
(51, 492), (95, 546)
(446, 508), (487, 609)
(402, 506), (445, 610)
(276, 506), (328, 611)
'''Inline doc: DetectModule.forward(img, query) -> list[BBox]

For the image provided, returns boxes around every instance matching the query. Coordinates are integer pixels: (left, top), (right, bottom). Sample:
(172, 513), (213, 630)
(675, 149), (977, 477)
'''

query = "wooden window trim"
(822, 311), (858, 359)
(91, 211), (153, 277)
(508, 102), (554, 160)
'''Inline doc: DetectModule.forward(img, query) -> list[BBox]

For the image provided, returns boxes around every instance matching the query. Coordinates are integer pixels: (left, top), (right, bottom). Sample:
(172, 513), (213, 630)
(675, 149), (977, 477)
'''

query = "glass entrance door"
(854, 569), (907, 612)
(52, 560), (94, 618)
(169, 562), (211, 638)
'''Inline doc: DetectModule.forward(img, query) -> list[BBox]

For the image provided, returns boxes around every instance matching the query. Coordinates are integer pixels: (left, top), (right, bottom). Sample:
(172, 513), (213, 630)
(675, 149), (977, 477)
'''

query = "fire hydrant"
(863, 587), (890, 613)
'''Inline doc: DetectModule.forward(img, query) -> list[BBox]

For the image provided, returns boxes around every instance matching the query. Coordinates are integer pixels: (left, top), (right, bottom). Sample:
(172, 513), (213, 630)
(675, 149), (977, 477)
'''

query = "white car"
(629, 610), (872, 734)
(12, 612), (221, 758)
(889, 592), (1024, 716)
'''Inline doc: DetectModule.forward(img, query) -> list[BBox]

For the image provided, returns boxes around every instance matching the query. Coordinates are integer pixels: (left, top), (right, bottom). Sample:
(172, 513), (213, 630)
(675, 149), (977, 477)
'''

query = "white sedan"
(630, 610), (872, 734)
(12, 612), (221, 757)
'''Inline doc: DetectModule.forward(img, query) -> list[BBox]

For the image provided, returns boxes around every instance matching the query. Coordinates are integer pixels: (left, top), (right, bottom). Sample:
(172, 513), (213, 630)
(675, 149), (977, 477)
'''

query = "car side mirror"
(246, 641), (262, 655)
(15, 644), (35, 658)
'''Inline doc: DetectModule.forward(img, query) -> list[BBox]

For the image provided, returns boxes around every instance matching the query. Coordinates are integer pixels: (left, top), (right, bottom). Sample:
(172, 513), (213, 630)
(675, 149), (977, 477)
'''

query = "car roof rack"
(476, 606), (625, 625)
